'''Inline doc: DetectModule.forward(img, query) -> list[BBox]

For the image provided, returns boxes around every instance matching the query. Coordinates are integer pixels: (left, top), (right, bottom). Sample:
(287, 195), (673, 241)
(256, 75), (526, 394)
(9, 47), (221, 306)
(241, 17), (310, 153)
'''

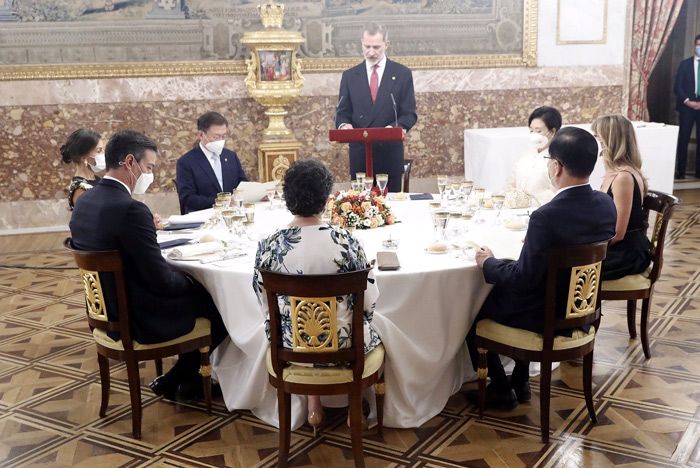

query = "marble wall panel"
(0, 84), (622, 229)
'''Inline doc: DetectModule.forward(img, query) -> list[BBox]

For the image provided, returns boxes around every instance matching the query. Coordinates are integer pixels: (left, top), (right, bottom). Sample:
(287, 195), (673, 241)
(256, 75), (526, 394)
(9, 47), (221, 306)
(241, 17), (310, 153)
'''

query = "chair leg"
(97, 353), (110, 418)
(583, 351), (597, 424)
(155, 358), (163, 377)
(125, 359), (142, 440)
(626, 300), (637, 339)
(640, 296), (652, 359)
(349, 389), (366, 468)
(199, 347), (212, 414)
(375, 375), (385, 436)
(539, 361), (552, 444)
(277, 389), (291, 468)
(477, 347), (487, 418)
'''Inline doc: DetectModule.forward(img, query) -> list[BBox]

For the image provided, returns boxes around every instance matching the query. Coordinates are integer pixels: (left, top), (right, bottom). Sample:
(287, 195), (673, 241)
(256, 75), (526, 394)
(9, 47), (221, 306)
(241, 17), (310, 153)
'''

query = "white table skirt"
(165, 199), (525, 429)
(464, 122), (679, 195)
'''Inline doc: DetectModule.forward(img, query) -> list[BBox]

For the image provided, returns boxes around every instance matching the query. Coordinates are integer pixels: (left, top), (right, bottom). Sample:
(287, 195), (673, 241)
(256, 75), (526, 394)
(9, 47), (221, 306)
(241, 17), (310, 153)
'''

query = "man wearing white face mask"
(70, 130), (228, 401)
(504, 106), (561, 207)
(674, 34), (700, 179)
(176, 112), (248, 214)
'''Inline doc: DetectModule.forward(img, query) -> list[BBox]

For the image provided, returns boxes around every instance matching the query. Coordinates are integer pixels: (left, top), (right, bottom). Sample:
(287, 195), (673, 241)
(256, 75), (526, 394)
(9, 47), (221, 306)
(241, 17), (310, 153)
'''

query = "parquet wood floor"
(0, 192), (699, 467)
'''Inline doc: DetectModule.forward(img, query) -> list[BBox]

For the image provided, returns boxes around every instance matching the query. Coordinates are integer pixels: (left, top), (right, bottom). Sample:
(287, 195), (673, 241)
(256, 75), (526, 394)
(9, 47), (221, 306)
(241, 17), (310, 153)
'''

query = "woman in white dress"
(253, 159), (381, 434)
(505, 106), (562, 206)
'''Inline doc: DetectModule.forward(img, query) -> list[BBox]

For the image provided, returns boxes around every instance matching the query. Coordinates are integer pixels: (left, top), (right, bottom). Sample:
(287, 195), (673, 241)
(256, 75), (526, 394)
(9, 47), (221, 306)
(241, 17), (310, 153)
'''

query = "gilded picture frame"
(0, 0), (537, 81)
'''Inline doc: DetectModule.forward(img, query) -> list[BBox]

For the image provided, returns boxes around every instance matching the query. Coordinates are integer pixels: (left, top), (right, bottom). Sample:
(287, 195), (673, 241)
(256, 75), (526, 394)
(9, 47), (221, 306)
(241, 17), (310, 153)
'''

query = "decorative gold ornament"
(290, 296), (338, 353)
(565, 262), (602, 318)
(81, 269), (107, 321)
(241, 1), (304, 142)
(199, 364), (212, 377)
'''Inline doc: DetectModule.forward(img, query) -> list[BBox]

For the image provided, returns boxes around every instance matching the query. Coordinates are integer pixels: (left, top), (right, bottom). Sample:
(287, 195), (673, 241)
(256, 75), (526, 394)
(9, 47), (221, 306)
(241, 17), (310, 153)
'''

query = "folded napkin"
(167, 241), (222, 260)
(168, 208), (213, 225)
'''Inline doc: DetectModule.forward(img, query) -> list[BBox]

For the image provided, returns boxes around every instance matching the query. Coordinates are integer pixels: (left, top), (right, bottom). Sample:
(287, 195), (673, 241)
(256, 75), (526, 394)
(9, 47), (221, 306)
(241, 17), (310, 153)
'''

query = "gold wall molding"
(0, 1), (537, 81)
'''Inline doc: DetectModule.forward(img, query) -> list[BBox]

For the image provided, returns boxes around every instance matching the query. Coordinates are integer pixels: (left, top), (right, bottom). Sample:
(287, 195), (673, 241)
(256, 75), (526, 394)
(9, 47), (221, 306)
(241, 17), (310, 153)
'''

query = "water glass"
(243, 202), (256, 223)
(376, 173), (389, 195)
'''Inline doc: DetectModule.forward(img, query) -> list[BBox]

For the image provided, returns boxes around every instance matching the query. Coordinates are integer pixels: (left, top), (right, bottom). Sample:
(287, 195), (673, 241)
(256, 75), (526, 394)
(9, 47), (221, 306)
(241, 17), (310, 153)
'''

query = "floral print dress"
(253, 224), (381, 354)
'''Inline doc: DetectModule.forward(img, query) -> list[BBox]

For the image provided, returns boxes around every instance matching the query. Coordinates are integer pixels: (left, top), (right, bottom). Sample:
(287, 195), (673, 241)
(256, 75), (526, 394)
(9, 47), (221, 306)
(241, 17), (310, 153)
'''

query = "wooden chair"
(403, 159), (413, 193)
(64, 238), (212, 439)
(172, 178), (185, 215)
(259, 268), (385, 468)
(601, 190), (679, 359)
(475, 240), (609, 443)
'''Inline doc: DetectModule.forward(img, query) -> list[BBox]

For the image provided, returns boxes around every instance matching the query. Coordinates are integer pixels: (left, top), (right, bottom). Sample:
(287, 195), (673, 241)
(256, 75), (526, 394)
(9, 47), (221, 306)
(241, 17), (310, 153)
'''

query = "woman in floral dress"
(253, 159), (380, 433)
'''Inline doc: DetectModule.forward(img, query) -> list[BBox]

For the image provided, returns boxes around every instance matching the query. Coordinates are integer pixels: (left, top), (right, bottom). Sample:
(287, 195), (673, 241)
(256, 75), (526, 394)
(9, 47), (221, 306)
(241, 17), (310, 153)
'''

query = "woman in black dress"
(60, 129), (103, 209)
(592, 114), (652, 280)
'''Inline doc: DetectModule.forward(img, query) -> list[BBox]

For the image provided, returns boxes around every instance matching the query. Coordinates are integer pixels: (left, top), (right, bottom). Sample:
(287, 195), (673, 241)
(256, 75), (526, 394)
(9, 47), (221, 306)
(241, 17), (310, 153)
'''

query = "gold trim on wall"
(556, 0), (608, 45)
(0, 1), (538, 81)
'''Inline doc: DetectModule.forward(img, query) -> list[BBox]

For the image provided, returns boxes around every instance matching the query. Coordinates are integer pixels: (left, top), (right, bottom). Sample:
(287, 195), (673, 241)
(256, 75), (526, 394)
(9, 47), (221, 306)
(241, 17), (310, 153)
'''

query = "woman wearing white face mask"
(504, 106), (562, 207)
(60, 128), (104, 209)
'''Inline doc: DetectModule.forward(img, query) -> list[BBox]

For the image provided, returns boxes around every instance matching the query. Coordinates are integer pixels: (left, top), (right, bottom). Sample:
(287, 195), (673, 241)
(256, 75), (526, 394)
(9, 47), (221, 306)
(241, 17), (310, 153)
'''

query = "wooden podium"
(328, 127), (404, 178)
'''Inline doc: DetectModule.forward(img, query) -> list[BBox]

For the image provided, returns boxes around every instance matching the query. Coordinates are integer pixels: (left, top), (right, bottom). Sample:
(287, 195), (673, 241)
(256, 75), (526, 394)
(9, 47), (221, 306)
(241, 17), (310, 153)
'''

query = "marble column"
(0, 0), (16, 22)
(146, 0), (186, 19)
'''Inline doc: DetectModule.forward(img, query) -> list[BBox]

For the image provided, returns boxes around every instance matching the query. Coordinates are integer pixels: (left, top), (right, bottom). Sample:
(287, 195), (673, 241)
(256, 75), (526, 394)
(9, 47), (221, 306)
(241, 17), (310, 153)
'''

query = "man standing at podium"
(335, 23), (417, 192)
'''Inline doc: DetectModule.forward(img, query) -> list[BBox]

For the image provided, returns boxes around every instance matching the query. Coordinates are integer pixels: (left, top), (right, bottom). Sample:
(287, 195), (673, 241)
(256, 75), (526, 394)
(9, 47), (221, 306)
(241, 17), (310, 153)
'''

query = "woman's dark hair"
(528, 106), (562, 132)
(60, 129), (101, 164)
(283, 159), (334, 217)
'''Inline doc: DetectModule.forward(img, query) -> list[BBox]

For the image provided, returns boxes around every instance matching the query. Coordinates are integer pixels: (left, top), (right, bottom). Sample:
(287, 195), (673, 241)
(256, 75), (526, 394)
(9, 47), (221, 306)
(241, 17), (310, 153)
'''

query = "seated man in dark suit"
(176, 111), (247, 213)
(70, 130), (227, 400)
(466, 127), (617, 409)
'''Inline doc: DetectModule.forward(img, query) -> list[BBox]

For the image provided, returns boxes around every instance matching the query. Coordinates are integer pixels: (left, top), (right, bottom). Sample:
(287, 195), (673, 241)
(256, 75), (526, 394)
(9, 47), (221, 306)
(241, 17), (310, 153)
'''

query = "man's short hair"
(695, 33), (700, 42)
(528, 106), (562, 132)
(197, 112), (228, 132)
(362, 22), (388, 41)
(548, 127), (598, 178)
(105, 130), (158, 170)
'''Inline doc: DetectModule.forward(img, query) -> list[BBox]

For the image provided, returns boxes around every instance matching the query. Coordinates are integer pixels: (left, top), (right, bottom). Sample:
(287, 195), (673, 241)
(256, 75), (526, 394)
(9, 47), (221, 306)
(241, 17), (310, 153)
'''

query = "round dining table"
(163, 196), (527, 429)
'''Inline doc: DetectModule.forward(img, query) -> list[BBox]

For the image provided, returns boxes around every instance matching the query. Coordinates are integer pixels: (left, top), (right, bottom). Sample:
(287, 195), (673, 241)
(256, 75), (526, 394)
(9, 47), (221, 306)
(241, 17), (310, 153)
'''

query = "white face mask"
(89, 153), (106, 172)
(529, 132), (548, 148)
(695, 45), (700, 57)
(124, 161), (154, 195)
(205, 139), (225, 156)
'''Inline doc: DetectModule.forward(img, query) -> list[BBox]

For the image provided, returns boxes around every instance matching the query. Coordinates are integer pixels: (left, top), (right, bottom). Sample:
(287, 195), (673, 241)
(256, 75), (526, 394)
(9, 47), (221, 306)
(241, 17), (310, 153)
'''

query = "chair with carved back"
(402, 159), (413, 193)
(259, 268), (385, 468)
(475, 240), (609, 443)
(601, 190), (679, 359)
(64, 238), (213, 439)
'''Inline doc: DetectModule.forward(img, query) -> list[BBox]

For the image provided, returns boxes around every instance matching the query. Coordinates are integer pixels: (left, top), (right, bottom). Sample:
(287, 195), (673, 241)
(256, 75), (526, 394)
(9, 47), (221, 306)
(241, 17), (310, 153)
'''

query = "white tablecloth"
(164, 200), (525, 429)
(464, 122), (678, 195)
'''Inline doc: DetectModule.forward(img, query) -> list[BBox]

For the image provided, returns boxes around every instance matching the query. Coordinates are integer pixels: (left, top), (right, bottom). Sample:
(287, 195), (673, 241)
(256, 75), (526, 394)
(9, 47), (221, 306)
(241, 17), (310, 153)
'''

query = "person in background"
(70, 130), (227, 401)
(60, 128), (104, 209)
(253, 159), (381, 434)
(504, 106), (561, 206)
(335, 22), (417, 193)
(673, 33), (700, 179)
(592, 114), (652, 280)
(466, 127), (616, 409)
(176, 112), (247, 213)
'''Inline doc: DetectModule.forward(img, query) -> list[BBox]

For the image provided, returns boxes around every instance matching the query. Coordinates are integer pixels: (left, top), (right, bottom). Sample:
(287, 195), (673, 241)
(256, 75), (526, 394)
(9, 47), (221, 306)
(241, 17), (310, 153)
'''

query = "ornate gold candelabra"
(241, 1), (304, 182)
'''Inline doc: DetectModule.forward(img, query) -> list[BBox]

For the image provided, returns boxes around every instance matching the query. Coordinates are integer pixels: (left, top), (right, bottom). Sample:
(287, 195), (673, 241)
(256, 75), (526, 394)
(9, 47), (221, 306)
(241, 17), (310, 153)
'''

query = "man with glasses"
(176, 112), (247, 213)
(465, 127), (617, 410)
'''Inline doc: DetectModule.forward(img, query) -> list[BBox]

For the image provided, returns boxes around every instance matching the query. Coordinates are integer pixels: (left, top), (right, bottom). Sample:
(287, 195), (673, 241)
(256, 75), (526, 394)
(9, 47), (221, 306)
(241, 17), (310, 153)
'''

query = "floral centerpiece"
(326, 190), (397, 229)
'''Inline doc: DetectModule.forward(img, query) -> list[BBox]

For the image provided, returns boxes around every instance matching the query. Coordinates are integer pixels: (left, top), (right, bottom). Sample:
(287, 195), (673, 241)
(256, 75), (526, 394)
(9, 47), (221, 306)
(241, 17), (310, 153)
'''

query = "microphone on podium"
(335, 95), (345, 128)
(390, 93), (398, 128)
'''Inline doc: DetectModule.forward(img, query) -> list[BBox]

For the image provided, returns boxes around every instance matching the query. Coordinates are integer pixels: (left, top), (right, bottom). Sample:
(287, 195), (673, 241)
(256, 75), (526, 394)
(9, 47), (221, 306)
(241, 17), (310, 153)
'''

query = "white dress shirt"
(366, 55), (387, 87)
(199, 142), (223, 191)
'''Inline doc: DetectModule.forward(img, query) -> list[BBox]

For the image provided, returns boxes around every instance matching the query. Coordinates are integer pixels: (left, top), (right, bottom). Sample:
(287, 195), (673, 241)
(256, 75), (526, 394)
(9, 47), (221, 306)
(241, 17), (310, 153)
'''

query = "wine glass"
(433, 210), (449, 241)
(461, 180), (474, 201)
(362, 176), (374, 193)
(437, 175), (448, 202)
(221, 209), (237, 235)
(376, 174), (389, 195)
(492, 194), (506, 220)
(243, 202), (256, 223)
(216, 192), (232, 208)
(473, 187), (485, 223)
(232, 212), (246, 236)
(354, 172), (366, 193)
(274, 184), (284, 205)
(266, 188), (276, 209)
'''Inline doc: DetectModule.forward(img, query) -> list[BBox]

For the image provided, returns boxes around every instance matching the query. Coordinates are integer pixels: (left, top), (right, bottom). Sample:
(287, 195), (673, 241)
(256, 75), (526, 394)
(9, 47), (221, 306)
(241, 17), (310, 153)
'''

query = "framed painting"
(0, 0), (537, 80)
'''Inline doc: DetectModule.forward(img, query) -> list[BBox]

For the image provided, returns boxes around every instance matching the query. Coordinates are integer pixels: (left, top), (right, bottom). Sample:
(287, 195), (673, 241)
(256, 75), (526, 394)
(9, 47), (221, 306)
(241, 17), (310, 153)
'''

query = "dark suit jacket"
(176, 146), (247, 213)
(335, 58), (417, 177)
(479, 185), (617, 333)
(674, 56), (697, 111)
(70, 178), (212, 344)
